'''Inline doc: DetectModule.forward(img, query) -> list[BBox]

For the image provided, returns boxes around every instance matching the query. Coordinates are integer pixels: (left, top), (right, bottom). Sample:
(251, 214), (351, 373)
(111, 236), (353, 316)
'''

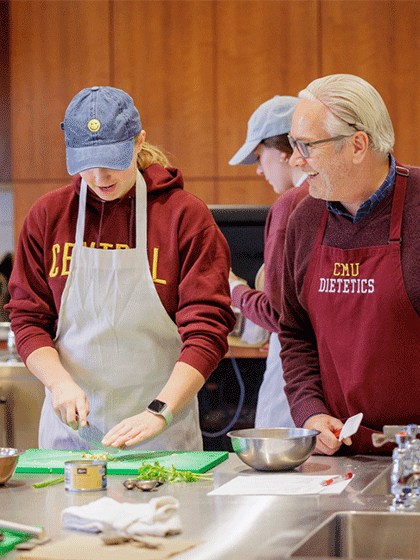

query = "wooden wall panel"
(320, 0), (420, 166)
(113, 1), (215, 180)
(181, 180), (216, 205)
(216, 0), (320, 180)
(0, 1), (11, 182)
(216, 177), (275, 206)
(215, 0), (319, 204)
(13, 181), (64, 239)
(10, 0), (111, 182)
(9, 0), (420, 247)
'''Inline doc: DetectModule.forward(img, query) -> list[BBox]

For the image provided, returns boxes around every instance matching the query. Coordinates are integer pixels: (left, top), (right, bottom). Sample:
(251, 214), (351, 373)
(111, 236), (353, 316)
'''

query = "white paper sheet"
(208, 473), (352, 496)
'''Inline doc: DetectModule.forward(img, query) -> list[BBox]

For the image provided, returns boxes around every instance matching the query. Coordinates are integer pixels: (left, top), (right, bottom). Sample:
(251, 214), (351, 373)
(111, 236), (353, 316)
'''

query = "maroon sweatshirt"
(280, 165), (420, 441)
(7, 164), (236, 379)
(231, 183), (309, 332)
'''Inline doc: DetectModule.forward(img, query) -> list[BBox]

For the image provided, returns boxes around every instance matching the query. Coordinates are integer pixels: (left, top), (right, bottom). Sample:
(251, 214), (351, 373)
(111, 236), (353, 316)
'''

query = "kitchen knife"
(336, 413), (363, 442)
(78, 421), (120, 454)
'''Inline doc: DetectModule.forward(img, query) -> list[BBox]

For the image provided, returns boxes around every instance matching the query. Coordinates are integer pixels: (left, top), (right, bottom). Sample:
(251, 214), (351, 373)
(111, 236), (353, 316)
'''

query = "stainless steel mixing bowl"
(227, 428), (319, 471)
(0, 448), (25, 484)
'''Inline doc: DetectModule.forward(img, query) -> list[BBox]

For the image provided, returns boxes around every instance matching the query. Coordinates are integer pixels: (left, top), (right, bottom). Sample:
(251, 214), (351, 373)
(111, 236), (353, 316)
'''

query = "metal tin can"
(64, 460), (107, 492)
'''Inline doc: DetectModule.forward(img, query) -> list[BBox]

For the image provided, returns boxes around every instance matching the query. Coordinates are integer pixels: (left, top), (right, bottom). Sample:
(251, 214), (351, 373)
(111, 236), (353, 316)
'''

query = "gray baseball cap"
(61, 86), (142, 175)
(229, 95), (299, 165)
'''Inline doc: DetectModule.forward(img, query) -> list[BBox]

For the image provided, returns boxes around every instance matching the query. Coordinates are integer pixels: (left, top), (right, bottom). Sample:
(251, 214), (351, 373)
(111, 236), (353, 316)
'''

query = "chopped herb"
(80, 452), (120, 461)
(137, 461), (213, 483)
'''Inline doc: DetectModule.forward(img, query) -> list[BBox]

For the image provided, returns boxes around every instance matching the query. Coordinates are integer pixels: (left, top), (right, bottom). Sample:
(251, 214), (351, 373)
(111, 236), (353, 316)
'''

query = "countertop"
(2, 453), (393, 559)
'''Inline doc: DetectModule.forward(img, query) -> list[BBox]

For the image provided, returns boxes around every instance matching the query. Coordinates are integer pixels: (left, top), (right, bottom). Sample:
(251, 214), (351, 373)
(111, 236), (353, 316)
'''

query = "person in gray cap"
(229, 95), (308, 428)
(6, 86), (236, 451)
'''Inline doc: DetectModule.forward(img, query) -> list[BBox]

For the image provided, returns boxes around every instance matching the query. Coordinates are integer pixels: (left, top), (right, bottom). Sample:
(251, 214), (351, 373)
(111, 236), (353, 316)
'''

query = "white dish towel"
(61, 495), (182, 537)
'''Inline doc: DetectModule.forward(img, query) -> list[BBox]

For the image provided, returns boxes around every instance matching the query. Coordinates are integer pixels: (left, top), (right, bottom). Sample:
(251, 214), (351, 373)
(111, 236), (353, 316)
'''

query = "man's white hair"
(299, 74), (394, 157)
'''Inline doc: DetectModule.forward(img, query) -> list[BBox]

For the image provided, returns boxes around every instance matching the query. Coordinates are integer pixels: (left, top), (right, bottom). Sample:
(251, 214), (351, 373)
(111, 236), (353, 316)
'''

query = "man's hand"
(303, 413), (352, 455)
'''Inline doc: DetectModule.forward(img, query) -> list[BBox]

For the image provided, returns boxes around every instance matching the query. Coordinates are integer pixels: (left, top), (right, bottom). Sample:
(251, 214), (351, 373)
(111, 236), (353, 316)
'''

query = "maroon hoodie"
(7, 164), (236, 379)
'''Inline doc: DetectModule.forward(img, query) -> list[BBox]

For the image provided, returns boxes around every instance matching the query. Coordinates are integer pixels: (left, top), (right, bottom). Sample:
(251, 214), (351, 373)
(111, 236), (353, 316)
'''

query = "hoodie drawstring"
(97, 201), (105, 248)
(129, 196), (135, 248)
(94, 195), (136, 248)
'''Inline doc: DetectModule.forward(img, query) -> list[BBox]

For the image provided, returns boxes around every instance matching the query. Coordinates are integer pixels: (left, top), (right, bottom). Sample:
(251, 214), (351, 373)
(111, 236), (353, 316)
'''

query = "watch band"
(147, 399), (173, 426)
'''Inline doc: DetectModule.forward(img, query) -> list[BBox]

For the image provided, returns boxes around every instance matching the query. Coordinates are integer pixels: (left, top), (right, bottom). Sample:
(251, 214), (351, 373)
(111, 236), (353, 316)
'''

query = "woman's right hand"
(50, 379), (89, 429)
(26, 346), (90, 430)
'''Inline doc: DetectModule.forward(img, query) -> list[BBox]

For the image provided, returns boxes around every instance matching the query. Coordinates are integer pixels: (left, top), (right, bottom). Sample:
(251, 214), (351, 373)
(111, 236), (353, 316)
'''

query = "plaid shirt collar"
(327, 155), (396, 223)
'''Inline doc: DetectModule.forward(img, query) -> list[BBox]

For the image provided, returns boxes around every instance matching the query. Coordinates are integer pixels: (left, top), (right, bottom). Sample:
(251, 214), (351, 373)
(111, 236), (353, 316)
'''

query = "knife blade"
(78, 421), (120, 454)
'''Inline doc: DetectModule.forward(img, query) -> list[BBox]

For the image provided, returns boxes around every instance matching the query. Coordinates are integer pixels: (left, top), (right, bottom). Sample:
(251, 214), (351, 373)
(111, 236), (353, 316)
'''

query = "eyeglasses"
(287, 134), (351, 159)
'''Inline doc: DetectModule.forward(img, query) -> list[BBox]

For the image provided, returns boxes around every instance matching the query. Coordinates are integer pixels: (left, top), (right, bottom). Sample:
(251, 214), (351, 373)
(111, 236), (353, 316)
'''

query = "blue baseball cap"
(229, 95), (299, 165)
(61, 86), (142, 175)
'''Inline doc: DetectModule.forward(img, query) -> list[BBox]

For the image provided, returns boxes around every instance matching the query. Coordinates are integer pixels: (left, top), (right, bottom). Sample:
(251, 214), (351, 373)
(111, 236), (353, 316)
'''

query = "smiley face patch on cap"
(88, 119), (101, 133)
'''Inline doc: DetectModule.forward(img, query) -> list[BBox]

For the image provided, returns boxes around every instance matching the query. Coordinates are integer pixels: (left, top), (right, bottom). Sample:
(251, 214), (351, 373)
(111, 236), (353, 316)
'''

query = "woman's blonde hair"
(135, 137), (171, 170)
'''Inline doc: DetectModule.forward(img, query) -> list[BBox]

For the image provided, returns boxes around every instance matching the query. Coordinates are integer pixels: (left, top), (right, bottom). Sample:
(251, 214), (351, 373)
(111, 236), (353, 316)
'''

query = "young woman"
(229, 96), (308, 428)
(7, 86), (236, 451)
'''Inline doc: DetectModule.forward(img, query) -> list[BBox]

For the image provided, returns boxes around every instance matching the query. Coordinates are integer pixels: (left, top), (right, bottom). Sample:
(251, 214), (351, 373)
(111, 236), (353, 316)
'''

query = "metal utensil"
(78, 421), (120, 454)
(136, 480), (159, 491)
(372, 425), (409, 447)
(123, 478), (163, 491)
(338, 413), (363, 442)
(227, 428), (319, 471)
(0, 519), (45, 540)
(0, 448), (26, 485)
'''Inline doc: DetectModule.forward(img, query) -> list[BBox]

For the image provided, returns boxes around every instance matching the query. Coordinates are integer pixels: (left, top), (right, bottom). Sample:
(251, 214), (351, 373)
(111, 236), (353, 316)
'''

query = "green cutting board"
(0, 530), (31, 556)
(15, 449), (228, 475)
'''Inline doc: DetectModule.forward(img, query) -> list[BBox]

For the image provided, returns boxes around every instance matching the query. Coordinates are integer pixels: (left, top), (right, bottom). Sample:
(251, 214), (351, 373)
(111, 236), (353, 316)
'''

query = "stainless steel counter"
(1, 453), (393, 559)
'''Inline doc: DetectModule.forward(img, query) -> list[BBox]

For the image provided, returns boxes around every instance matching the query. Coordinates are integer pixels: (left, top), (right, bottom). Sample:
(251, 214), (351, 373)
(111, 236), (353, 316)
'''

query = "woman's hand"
(229, 269), (241, 283)
(101, 411), (167, 448)
(50, 379), (89, 430)
(26, 346), (89, 430)
(102, 363), (205, 448)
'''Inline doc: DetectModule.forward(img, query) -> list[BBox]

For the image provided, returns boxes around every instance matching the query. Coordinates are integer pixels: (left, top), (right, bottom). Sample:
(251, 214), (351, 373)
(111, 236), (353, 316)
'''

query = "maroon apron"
(302, 168), (420, 453)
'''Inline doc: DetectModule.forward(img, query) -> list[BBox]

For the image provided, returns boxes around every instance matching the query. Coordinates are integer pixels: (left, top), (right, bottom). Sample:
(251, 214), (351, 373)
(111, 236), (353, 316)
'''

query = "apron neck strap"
(389, 167), (409, 244)
(76, 170), (146, 247)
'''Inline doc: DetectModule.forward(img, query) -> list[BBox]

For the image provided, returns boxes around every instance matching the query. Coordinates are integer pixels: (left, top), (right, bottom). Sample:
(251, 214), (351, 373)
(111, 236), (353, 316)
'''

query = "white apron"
(39, 170), (203, 450)
(254, 332), (294, 428)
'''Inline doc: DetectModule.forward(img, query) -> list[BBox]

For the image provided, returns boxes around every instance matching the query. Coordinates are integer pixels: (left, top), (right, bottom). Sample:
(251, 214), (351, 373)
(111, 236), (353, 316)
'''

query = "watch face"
(148, 399), (166, 414)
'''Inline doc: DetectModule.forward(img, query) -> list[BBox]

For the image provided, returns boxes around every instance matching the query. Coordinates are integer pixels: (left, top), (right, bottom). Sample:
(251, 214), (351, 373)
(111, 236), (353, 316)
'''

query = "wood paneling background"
(7, 0), (420, 243)
(0, 0), (11, 182)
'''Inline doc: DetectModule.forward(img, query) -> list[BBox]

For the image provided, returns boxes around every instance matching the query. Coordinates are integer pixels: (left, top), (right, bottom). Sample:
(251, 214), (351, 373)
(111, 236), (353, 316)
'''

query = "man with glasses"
(279, 74), (420, 455)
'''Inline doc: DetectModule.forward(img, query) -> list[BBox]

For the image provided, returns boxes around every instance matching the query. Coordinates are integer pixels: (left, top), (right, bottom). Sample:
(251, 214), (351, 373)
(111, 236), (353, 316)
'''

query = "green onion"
(33, 476), (65, 488)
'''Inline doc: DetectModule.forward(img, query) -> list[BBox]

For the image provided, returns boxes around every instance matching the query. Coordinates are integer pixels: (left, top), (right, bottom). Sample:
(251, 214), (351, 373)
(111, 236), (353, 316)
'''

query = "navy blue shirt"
(327, 155), (396, 223)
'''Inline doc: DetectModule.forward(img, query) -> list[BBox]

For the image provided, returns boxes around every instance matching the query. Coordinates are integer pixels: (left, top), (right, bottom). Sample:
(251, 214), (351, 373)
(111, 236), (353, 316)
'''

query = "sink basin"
(289, 511), (420, 558)
(361, 466), (392, 495)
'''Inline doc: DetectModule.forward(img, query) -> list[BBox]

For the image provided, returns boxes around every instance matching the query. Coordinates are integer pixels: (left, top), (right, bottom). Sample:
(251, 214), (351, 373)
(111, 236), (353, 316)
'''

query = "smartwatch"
(147, 399), (173, 426)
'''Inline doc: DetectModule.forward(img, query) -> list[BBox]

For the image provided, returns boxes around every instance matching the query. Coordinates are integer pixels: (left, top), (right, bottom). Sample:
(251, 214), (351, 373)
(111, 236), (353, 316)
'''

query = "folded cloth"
(61, 496), (182, 537)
